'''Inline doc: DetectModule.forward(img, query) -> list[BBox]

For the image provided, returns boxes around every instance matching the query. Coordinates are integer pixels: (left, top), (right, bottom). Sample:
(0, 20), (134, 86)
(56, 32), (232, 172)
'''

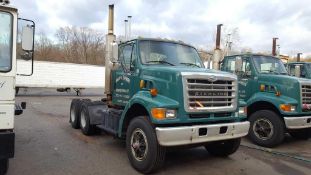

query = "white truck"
(0, 1), (34, 174)
(16, 60), (105, 96)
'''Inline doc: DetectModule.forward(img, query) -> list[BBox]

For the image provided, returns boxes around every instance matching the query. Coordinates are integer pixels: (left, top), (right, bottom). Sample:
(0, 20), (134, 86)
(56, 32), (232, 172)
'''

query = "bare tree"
(35, 32), (53, 60)
(55, 26), (105, 65)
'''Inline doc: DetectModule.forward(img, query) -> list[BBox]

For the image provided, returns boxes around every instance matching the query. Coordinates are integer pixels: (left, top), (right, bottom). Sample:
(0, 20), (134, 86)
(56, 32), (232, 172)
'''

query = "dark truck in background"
(221, 54), (311, 147)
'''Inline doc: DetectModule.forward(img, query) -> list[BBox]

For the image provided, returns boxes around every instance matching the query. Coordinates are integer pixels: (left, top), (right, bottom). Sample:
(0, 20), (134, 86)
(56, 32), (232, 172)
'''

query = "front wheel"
(248, 110), (285, 147)
(205, 138), (241, 157)
(0, 159), (9, 175)
(126, 116), (166, 174)
(289, 128), (311, 140)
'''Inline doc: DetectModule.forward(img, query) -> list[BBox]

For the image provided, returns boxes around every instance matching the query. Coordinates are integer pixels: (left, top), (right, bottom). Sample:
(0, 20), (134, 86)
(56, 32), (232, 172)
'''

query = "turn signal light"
(280, 104), (292, 112)
(260, 84), (265, 91)
(150, 88), (158, 96)
(275, 91), (281, 96)
(151, 108), (165, 120)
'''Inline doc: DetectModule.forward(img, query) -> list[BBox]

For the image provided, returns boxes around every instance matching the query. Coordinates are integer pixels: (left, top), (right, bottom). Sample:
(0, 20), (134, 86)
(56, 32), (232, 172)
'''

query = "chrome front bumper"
(284, 116), (311, 129)
(155, 121), (250, 146)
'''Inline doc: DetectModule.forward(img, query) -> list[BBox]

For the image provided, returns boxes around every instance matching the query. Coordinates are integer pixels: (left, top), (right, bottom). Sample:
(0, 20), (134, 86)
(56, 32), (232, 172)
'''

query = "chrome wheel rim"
(130, 128), (148, 161)
(253, 118), (274, 140)
(80, 110), (86, 128)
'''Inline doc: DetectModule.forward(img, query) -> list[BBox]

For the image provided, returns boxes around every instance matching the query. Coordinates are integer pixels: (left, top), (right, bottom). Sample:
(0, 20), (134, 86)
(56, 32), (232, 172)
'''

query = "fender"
(118, 91), (179, 137)
(247, 92), (298, 115)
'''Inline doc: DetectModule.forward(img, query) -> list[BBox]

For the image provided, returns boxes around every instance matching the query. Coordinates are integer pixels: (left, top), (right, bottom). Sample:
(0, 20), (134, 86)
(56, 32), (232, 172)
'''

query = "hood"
(259, 74), (301, 85)
(140, 65), (236, 82)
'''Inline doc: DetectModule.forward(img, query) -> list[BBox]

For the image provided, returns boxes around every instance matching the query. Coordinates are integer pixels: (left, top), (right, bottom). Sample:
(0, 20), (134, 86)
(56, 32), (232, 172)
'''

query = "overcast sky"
(13, 0), (311, 57)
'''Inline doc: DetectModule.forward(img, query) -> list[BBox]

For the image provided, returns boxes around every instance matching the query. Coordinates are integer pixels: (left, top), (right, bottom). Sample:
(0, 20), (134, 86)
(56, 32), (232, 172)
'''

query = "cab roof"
(225, 53), (280, 59)
(119, 38), (195, 48)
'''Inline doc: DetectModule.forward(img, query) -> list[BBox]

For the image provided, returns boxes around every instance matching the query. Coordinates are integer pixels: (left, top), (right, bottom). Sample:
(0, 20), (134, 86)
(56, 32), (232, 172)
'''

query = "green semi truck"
(69, 4), (250, 174)
(221, 54), (311, 147)
(286, 62), (311, 79)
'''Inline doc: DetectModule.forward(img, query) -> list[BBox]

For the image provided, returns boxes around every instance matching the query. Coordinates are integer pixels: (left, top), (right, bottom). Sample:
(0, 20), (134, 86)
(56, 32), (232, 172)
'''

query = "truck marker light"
(275, 91), (281, 96)
(151, 108), (165, 120)
(139, 80), (145, 89)
(280, 104), (292, 112)
(150, 88), (158, 96)
(260, 84), (265, 91)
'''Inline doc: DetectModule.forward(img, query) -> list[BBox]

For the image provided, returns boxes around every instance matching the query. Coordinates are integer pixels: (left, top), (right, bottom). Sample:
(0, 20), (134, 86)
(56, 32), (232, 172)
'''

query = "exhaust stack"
(128, 16), (132, 40)
(124, 19), (128, 40)
(213, 24), (223, 70)
(297, 53), (302, 62)
(105, 4), (117, 104)
(272, 37), (278, 56)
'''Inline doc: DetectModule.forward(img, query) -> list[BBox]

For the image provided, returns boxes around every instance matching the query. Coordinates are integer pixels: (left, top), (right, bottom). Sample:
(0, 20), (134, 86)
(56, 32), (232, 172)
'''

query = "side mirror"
(111, 42), (119, 63)
(235, 57), (243, 72)
(295, 65), (301, 77)
(21, 25), (34, 51)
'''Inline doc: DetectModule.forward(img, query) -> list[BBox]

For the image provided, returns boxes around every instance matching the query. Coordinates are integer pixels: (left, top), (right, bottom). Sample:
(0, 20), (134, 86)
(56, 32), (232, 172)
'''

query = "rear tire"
(0, 159), (8, 175)
(205, 138), (241, 157)
(248, 110), (285, 147)
(289, 128), (311, 140)
(126, 116), (166, 174)
(80, 102), (96, 135)
(70, 99), (81, 129)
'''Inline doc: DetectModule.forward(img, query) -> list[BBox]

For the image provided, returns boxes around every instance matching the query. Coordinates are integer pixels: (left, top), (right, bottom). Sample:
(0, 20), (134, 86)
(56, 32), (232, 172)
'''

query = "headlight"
(238, 107), (247, 116)
(151, 108), (176, 120)
(280, 104), (295, 112)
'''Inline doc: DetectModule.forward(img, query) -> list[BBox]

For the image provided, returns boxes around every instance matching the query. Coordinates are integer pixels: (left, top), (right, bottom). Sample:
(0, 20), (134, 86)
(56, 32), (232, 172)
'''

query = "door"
(232, 56), (255, 101)
(112, 42), (138, 106)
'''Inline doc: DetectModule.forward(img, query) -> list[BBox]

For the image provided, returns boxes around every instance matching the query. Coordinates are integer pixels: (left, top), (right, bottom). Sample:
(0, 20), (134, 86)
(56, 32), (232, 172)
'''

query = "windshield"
(139, 40), (203, 67)
(253, 55), (288, 75)
(0, 11), (13, 72)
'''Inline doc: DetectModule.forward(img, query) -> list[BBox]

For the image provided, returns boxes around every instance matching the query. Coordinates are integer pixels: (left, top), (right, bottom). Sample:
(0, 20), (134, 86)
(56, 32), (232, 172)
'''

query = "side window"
(301, 65), (306, 77)
(289, 65), (295, 76)
(120, 43), (136, 72)
(226, 58), (236, 73)
(237, 58), (251, 77)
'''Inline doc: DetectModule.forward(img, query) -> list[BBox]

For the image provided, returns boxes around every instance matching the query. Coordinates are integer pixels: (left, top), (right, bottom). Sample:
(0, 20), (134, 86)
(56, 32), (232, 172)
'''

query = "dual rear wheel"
(69, 99), (95, 135)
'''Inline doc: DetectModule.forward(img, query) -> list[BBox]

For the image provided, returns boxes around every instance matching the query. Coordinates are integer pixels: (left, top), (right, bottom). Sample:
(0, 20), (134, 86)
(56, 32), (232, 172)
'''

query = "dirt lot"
(7, 88), (311, 175)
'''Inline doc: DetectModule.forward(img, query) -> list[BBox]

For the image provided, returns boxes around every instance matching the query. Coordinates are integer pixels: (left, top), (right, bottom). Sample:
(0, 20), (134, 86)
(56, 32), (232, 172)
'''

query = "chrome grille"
(301, 84), (311, 111)
(182, 73), (237, 112)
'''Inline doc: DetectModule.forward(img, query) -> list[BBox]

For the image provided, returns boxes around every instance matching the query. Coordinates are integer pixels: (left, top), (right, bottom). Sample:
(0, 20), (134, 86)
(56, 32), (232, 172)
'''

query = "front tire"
(248, 110), (285, 147)
(0, 159), (9, 175)
(126, 116), (166, 174)
(205, 138), (241, 157)
(289, 128), (311, 140)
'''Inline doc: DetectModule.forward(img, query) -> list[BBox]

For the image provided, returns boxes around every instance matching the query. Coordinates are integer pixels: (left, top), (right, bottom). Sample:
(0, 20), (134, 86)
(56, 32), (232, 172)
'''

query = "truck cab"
(221, 54), (311, 147)
(286, 62), (311, 79)
(0, 2), (34, 174)
(69, 5), (251, 174)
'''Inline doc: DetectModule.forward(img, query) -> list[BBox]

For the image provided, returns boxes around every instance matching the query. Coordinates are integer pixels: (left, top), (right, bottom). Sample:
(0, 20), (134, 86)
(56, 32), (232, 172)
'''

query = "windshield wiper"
(146, 60), (175, 66)
(180, 62), (201, 68)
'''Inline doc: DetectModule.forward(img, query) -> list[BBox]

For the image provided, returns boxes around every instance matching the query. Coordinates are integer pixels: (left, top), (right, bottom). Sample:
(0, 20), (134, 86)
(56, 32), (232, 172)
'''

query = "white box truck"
(0, 1), (34, 174)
